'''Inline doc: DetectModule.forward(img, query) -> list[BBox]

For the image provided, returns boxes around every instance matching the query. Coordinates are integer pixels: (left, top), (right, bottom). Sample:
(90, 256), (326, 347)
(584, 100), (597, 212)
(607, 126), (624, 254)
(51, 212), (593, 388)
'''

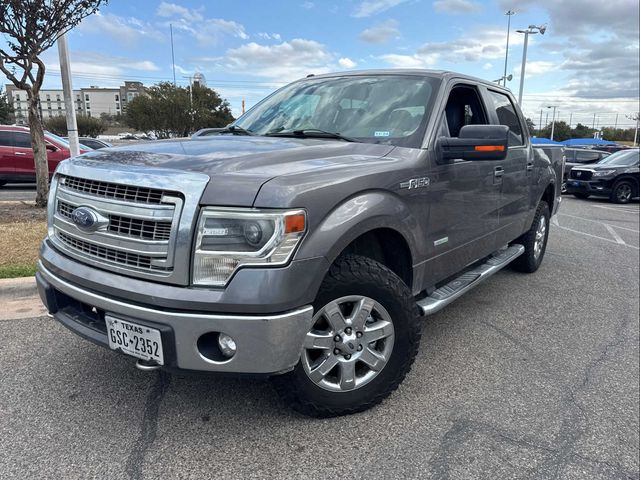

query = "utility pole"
(548, 105), (558, 141)
(502, 10), (515, 86)
(614, 113), (618, 130)
(538, 109), (543, 136)
(628, 113), (639, 146)
(170, 24), (177, 86)
(568, 112), (572, 128)
(516, 24), (546, 105)
(242, 99), (245, 115)
(57, 33), (79, 157)
(592, 113), (597, 130)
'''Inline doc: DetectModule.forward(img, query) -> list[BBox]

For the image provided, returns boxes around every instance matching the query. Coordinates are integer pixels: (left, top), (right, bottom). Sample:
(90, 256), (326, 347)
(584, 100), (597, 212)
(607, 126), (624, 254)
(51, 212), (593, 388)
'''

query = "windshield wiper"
(264, 128), (357, 142)
(216, 125), (256, 136)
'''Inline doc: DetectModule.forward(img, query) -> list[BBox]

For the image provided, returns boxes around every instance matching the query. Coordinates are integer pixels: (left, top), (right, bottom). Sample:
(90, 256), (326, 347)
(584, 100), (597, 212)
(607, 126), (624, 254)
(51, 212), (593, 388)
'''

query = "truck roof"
(302, 69), (513, 95)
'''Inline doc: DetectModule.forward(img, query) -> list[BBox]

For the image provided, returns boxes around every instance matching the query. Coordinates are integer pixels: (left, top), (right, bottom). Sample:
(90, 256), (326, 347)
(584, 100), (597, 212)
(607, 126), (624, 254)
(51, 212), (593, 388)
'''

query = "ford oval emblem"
(71, 206), (99, 232)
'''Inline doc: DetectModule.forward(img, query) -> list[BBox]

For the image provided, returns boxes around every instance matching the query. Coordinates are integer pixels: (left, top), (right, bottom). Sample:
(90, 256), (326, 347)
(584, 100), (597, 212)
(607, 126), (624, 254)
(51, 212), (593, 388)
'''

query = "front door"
(423, 83), (502, 284)
(0, 130), (16, 181)
(483, 88), (531, 244)
(12, 131), (36, 181)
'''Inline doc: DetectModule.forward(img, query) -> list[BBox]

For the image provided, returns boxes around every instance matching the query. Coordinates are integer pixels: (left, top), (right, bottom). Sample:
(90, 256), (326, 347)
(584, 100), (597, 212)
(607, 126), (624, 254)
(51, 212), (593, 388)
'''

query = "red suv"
(0, 125), (86, 186)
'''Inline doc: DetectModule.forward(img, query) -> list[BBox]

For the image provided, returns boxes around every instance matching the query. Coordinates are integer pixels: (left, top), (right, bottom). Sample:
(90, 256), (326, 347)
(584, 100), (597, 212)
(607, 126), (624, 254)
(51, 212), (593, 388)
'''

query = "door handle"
(494, 166), (504, 178)
(526, 162), (534, 171)
(14, 152), (26, 156)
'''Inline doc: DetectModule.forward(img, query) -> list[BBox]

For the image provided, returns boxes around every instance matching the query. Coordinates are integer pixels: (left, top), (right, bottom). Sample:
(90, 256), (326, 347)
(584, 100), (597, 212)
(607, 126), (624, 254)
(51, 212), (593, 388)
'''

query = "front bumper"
(37, 261), (314, 375)
(566, 179), (612, 196)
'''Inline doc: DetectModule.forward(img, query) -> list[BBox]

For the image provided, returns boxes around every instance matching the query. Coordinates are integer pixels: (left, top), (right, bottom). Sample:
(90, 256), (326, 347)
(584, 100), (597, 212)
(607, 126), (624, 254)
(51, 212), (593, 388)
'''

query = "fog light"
(218, 333), (237, 358)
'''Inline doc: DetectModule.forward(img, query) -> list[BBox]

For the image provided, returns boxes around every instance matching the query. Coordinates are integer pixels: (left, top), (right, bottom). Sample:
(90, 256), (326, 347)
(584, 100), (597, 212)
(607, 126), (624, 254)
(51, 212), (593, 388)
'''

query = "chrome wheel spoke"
(363, 320), (394, 343)
(323, 300), (348, 332)
(308, 354), (339, 383)
(359, 347), (386, 371)
(350, 297), (375, 330)
(304, 332), (335, 350)
(339, 360), (357, 391)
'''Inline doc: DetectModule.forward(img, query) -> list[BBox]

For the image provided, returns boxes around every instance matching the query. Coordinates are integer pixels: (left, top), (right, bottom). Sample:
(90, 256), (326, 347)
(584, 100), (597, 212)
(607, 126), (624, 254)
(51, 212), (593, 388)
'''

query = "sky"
(4, 0), (640, 129)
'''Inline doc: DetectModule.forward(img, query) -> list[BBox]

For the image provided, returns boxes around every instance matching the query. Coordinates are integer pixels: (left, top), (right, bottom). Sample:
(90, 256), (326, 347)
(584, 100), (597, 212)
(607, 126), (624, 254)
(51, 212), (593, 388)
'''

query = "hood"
(78, 136), (395, 206)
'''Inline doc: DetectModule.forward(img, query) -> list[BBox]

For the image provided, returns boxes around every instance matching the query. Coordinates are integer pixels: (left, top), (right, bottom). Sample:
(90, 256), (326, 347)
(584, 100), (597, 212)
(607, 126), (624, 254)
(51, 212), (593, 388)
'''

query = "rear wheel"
(273, 254), (421, 417)
(573, 192), (590, 199)
(610, 180), (634, 204)
(511, 201), (550, 273)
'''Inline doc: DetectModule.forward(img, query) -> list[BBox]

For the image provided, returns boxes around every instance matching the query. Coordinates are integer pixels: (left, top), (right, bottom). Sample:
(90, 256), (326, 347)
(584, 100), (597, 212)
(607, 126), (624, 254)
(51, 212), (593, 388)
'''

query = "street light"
(493, 74), (513, 84)
(547, 105), (558, 140)
(502, 10), (516, 87)
(516, 24), (546, 105)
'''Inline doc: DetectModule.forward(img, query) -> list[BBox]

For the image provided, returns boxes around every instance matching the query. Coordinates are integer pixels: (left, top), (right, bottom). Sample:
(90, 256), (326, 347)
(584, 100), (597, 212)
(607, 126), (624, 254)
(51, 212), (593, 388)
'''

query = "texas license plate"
(105, 315), (164, 365)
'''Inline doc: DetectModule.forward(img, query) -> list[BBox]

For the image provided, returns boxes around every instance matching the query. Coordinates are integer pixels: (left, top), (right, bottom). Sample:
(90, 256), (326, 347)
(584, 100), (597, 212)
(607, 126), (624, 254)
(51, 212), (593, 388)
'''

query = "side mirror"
(45, 143), (58, 152)
(438, 124), (509, 161)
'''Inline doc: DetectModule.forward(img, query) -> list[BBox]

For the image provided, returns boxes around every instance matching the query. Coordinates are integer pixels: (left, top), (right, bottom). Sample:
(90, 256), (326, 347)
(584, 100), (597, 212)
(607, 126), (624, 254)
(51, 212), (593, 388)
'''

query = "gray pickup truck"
(37, 70), (562, 417)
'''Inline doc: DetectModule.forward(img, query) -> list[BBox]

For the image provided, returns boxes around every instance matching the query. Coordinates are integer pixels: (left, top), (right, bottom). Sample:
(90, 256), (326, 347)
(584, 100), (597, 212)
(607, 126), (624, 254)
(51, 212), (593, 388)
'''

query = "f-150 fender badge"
(400, 177), (430, 190)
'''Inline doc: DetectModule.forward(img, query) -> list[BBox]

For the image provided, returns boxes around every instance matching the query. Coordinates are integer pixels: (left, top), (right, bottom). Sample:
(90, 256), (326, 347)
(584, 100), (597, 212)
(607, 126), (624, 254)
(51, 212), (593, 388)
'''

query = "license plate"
(570, 181), (581, 186)
(105, 315), (164, 365)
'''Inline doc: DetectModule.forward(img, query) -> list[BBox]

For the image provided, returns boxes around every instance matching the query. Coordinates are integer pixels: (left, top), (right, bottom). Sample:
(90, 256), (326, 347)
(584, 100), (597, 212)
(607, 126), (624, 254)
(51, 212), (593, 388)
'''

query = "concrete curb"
(0, 276), (38, 300)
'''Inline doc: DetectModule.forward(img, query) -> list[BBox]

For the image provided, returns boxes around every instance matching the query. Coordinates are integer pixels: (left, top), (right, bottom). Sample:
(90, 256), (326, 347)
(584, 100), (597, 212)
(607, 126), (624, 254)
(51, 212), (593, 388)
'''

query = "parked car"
(567, 149), (639, 203)
(561, 148), (610, 192)
(37, 70), (562, 416)
(63, 137), (112, 150)
(0, 126), (88, 186)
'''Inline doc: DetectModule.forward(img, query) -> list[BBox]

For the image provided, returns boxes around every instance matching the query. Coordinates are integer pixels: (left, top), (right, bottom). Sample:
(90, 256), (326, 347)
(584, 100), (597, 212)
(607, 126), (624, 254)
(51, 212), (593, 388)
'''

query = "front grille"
(60, 174), (172, 204)
(57, 231), (168, 271)
(109, 215), (172, 241)
(57, 200), (172, 241)
(570, 170), (593, 180)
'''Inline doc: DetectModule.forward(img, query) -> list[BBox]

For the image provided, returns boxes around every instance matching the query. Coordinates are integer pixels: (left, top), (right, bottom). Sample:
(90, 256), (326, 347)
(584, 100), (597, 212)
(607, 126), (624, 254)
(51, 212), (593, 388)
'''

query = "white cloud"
(76, 12), (161, 46)
(523, 60), (555, 78)
(379, 53), (438, 68)
(338, 57), (357, 68)
(353, 0), (408, 17)
(220, 39), (335, 80)
(257, 32), (282, 41)
(301, 1), (315, 9)
(156, 2), (203, 22)
(433, 0), (481, 14)
(359, 20), (400, 44)
(482, 62), (493, 70)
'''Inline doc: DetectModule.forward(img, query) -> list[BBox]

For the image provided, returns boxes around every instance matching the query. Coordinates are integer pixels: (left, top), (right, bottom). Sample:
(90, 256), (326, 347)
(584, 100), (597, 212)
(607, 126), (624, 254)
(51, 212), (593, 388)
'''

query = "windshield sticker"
(374, 131), (390, 137)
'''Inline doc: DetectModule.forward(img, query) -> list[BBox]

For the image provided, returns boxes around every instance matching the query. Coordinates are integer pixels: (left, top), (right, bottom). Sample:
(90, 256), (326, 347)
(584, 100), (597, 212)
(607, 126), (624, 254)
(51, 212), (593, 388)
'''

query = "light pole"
(516, 24), (546, 105)
(502, 10), (515, 87)
(547, 105), (558, 140)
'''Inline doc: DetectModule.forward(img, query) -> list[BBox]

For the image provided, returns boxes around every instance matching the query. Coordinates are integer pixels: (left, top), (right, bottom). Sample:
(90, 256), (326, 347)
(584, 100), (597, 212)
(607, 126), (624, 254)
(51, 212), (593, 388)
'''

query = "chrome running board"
(417, 244), (525, 316)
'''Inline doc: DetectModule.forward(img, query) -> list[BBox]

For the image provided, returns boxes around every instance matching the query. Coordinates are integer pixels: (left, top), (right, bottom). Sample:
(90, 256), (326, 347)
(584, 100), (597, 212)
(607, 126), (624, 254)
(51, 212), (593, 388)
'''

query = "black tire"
(573, 193), (590, 199)
(511, 201), (550, 273)
(272, 254), (421, 417)
(610, 180), (635, 204)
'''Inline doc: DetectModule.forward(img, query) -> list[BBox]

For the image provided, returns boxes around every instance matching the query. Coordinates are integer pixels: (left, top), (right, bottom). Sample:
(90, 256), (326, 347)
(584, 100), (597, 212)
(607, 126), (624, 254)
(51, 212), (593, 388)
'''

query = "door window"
(14, 132), (32, 148)
(575, 150), (603, 163)
(443, 85), (488, 138)
(0, 131), (14, 147)
(486, 90), (524, 146)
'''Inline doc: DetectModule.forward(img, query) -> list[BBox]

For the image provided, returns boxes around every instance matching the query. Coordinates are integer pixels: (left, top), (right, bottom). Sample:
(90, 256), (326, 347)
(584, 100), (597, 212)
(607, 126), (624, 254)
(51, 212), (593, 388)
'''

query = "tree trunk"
(27, 89), (49, 208)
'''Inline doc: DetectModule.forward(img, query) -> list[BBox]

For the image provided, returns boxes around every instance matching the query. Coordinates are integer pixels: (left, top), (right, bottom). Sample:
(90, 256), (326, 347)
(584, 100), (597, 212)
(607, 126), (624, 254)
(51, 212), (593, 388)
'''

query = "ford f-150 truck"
(36, 70), (562, 417)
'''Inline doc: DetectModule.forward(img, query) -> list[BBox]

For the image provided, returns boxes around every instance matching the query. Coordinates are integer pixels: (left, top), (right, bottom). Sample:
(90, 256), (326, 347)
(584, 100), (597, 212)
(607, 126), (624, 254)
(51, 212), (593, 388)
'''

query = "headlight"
(592, 170), (616, 177)
(192, 208), (306, 286)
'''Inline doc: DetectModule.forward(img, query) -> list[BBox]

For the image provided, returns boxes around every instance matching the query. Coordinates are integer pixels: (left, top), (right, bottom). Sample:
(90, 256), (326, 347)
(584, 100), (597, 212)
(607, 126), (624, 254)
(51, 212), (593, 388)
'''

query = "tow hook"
(136, 359), (161, 372)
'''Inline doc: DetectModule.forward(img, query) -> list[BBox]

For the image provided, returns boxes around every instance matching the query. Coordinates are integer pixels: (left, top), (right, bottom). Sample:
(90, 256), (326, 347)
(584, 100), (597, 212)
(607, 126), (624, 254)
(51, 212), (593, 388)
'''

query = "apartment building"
(5, 81), (145, 125)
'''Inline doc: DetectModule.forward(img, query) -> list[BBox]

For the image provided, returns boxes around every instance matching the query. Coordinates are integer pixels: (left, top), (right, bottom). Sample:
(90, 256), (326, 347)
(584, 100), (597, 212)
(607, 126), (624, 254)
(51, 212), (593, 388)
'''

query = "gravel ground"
(0, 196), (638, 480)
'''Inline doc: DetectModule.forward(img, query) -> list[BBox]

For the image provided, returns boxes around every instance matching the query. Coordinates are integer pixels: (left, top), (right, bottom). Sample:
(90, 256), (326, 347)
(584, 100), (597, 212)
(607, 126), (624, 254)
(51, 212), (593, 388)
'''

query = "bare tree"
(0, 0), (107, 206)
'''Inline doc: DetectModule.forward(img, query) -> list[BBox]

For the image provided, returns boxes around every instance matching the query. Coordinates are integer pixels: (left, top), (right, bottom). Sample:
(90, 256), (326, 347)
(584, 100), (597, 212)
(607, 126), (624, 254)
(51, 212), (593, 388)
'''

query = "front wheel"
(511, 201), (550, 273)
(610, 180), (635, 204)
(272, 255), (421, 417)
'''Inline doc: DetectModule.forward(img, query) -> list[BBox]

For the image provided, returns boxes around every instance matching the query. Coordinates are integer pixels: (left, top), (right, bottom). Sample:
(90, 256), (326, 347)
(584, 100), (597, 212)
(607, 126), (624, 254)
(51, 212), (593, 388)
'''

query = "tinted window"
(598, 150), (639, 166)
(14, 132), (32, 148)
(575, 150), (603, 162)
(486, 90), (524, 146)
(444, 85), (488, 137)
(0, 131), (14, 147)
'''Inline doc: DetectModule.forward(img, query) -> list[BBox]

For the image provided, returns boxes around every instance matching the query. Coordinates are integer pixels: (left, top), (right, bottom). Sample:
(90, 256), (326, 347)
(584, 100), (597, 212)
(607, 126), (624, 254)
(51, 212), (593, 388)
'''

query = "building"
(5, 81), (146, 125)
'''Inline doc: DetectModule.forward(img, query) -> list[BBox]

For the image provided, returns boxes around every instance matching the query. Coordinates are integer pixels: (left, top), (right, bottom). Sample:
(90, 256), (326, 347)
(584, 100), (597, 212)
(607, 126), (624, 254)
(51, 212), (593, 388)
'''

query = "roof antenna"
(306, 74), (315, 78)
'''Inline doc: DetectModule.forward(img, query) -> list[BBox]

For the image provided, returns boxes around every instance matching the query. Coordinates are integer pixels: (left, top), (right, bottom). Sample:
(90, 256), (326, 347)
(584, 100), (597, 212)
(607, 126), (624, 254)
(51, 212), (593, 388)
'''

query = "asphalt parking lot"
(0, 184), (36, 202)
(0, 196), (638, 480)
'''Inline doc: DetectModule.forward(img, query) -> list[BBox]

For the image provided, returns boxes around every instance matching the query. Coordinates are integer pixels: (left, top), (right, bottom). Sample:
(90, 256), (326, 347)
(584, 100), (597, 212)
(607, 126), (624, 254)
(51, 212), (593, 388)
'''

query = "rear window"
(14, 132), (32, 148)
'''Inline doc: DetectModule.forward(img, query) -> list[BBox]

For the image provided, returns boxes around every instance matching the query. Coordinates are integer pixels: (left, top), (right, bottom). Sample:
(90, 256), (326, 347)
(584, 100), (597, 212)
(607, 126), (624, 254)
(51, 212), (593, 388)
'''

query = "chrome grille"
(57, 232), (167, 271)
(57, 200), (172, 241)
(49, 161), (209, 285)
(59, 174), (171, 204)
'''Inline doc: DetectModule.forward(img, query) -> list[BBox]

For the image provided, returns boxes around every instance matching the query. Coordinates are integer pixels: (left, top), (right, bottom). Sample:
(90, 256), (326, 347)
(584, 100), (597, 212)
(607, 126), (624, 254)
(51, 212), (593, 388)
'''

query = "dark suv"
(561, 148), (610, 192)
(567, 149), (639, 203)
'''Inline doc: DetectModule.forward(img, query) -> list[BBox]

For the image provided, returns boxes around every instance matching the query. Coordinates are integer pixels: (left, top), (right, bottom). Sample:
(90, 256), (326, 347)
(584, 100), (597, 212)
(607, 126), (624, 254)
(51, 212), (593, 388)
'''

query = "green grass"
(0, 264), (37, 279)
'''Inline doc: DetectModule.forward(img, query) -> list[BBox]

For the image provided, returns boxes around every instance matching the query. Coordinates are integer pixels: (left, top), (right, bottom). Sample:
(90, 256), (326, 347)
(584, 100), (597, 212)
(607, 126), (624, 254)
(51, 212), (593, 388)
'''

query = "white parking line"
(558, 212), (640, 233)
(588, 203), (640, 215)
(604, 224), (626, 245)
(552, 216), (639, 250)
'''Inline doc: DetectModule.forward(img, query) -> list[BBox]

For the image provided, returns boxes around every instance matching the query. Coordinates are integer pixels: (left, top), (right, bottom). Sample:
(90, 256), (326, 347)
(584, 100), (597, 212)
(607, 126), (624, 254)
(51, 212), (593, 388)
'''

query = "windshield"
(45, 131), (70, 147)
(234, 75), (441, 148)
(597, 149), (639, 166)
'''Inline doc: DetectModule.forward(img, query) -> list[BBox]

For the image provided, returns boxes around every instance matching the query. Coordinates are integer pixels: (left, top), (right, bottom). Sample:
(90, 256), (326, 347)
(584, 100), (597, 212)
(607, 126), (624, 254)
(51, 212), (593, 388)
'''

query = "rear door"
(13, 131), (35, 181)
(0, 130), (16, 180)
(424, 82), (502, 282)
(483, 88), (531, 244)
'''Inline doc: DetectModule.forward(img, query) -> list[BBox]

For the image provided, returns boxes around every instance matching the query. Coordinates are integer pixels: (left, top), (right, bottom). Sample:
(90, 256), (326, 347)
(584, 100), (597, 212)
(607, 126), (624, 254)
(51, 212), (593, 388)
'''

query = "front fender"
(297, 189), (420, 269)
